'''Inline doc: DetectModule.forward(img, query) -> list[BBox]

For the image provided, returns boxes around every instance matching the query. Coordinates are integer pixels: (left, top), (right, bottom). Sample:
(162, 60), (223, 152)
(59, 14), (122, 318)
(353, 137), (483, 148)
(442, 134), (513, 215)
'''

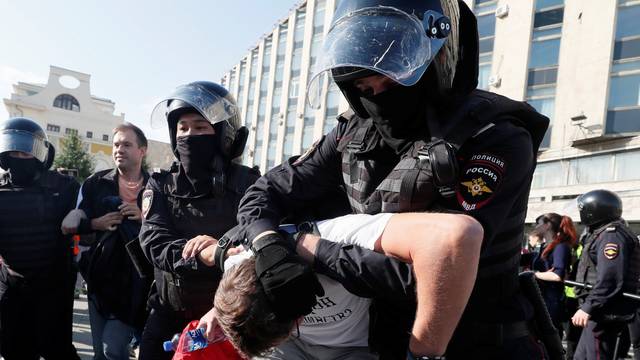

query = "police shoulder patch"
(456, 153), (506, 211)
(141, 189), (153, 219)
(603, 242), (619, 260)
(293, 137), (323, 166)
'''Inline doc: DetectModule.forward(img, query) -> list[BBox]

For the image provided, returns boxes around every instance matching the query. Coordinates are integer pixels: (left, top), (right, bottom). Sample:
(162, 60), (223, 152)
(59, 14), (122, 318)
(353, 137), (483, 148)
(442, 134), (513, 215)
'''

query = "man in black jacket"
(233, 0), (550, 359)
(62, 122), (151, 360)
(0, 117), (80, 360)
(138, 81), (260, 360)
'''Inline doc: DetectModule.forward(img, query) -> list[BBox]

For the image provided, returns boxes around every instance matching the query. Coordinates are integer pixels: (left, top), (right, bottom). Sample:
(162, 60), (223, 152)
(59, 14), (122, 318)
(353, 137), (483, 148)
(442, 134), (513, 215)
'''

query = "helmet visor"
(0, 129), (48, 163)
(150, 83), (237, 129)
(308, 6), (447, 108)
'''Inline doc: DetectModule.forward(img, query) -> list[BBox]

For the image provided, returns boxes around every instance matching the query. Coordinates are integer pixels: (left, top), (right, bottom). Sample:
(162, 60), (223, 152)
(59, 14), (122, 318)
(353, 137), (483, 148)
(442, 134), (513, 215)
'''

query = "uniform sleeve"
(456, 121), (534, 251)
(313, 239), (416, 306)
(237, 126), (345, 241)
(60, 176), (80, 213)
(581, 231), (627, 315)
(76, 176), (96, 234)
(139, 177), (216, 277)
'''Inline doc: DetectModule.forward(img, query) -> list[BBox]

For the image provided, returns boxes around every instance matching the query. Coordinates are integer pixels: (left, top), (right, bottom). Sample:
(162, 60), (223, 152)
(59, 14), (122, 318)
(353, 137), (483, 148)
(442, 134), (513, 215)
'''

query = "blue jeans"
(88, 297), (134, 360)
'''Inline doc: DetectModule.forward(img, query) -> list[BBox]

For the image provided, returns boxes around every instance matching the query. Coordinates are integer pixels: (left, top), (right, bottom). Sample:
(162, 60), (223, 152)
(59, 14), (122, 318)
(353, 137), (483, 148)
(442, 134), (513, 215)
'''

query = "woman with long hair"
(533, 213), (578, 338)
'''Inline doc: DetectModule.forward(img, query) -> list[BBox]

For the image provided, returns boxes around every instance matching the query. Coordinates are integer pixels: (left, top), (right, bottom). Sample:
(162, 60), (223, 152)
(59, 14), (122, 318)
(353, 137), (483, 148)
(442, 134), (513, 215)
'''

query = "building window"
(313, 0), (326, 34)
(474, 2), (497, 89)
(531, 150), (640, 190)
(86, 131), (93, 139)
(294, 7), (306, 43)
(531, 161), (565, 189)
(289, 77), (300, 99)
(65, 128), (78, 136)
(525, 0), (565, 149)
(614, 150), (640, 181)
(568, 154), (612, 185)
(46, 124), (60, 133)
(102, 134), (109, 142)
(237, 60), (247, 122)
(254, 121), (264, 168)
(606, 1), (640, 134)
(301, 104), (316, 151)
(283, 105), (296, 159)
(53, 94), (80, 112)
(228, 70), (236, 94)
(266, 112), (279, 169)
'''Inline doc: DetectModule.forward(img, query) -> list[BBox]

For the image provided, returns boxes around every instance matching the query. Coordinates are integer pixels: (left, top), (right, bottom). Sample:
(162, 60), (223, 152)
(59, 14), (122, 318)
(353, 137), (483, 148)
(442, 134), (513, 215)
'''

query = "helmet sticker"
(456, 153), (505, 211)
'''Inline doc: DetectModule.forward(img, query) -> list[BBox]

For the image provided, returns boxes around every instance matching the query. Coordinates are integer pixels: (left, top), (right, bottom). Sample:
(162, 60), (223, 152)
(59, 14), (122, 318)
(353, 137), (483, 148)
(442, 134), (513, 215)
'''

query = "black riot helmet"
(150, 81), (248, 161)
(0, 117), (55, 170)
(307, 0), (465, 118)
(577, 189), (623, 227)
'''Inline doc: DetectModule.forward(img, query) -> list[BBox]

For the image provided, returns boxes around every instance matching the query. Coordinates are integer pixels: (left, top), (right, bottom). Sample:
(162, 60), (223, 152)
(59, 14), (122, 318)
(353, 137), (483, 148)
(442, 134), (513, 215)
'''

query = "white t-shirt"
(224, 213), (393, 348)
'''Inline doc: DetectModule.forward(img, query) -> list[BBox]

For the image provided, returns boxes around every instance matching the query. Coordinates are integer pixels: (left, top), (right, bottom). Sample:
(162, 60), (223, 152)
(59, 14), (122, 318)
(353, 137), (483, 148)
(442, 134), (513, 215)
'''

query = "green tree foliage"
(141, 156), (149, 173)
(53, 133), (95, 181)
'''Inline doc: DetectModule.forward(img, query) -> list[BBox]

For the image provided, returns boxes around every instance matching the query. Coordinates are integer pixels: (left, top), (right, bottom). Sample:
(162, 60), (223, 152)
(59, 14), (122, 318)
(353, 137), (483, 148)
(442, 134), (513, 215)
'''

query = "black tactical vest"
(152, 163), (257, 317)
(0, 172), (73, 278)
(576, 220), (640, 320)
(336, 90), (547, 307)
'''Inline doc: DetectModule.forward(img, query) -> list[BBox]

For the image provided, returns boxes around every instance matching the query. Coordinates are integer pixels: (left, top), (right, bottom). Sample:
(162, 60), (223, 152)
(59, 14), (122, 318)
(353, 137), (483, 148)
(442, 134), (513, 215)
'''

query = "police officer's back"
(138, 82), (259, 360)
(573, 189), (640, 360)
(0, 117), (80, 359)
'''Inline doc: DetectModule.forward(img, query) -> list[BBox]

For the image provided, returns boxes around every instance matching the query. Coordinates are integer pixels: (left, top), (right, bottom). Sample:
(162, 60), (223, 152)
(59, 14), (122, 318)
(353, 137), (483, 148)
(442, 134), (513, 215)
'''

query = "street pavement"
(72, 295), (94, 360)
(72, 294), (140, 360)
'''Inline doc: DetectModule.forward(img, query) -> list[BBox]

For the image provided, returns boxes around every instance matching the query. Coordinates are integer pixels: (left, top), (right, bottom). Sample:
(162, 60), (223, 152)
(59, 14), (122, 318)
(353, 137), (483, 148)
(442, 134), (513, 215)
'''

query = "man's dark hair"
(215, 257), (296, 357)
(113, 122), (148, 148)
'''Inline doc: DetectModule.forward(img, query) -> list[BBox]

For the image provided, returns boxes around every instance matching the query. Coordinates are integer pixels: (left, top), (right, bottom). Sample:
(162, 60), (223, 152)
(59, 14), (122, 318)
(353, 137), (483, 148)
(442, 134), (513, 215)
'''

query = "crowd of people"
(1, 1), (639, 360)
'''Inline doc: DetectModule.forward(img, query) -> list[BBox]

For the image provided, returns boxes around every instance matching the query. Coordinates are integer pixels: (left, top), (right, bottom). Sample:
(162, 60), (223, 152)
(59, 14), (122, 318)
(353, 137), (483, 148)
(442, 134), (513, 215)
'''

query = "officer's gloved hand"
(251, 232), (324, 321)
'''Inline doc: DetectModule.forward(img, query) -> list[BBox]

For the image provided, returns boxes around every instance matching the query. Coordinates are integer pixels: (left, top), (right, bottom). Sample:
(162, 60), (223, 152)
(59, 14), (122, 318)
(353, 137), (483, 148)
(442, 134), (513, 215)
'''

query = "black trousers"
(574, 320), (627, 360)
(564, 297), (583, 360)
(0, 275), (80, 360)
(139, 308), (189, 360)
(446, 335), (547, 360)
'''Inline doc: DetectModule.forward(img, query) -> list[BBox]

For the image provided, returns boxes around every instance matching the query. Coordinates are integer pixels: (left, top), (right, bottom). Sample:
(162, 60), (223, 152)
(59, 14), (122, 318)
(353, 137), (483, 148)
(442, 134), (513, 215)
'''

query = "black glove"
(251, 232), (324, 321)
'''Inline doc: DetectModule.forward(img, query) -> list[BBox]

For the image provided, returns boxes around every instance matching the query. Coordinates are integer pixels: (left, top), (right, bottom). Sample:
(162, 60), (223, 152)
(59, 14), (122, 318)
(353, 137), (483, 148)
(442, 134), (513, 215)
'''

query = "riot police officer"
(138, 81), (260, 360)
(236, 0), (550, 359)
(0, 117), (80, 359)
(573, 189), (640, 360)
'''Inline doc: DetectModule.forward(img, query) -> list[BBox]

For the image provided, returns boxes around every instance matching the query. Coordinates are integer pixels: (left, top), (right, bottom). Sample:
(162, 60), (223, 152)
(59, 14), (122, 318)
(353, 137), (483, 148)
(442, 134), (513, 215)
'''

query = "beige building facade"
(3, 65), (173, 171)
(223, 0), (640, 224)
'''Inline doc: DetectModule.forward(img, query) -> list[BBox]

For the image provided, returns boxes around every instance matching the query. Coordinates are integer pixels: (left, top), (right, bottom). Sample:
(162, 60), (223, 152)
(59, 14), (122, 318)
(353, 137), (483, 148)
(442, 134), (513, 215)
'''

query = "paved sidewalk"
(72, 295), (94, 360)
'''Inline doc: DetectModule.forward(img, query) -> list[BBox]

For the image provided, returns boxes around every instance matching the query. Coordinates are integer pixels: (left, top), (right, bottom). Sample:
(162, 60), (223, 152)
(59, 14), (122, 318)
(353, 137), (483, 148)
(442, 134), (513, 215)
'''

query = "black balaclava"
(5, 157), (43, 186)
(359, 76), (430, 155)
(175, 134), (219, 197)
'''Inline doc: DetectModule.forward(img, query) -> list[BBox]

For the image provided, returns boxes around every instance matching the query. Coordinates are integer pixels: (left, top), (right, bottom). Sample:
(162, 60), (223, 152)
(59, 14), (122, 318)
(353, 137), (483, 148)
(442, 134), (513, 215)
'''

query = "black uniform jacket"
(139, 163), (259, 316)
(580, 224), (639, 317)
(0, 170), (79, 279)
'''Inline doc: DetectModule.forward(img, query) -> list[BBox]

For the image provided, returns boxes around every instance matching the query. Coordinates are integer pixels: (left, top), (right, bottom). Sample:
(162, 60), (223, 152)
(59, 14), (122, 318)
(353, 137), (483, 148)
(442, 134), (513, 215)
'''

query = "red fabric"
(172, 321), (243, 360)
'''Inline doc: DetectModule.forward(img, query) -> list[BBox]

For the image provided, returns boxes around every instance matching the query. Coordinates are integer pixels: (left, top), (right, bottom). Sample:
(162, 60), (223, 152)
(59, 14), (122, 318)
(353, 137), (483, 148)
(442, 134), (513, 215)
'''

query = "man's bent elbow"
(447, 215), (483, 254)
